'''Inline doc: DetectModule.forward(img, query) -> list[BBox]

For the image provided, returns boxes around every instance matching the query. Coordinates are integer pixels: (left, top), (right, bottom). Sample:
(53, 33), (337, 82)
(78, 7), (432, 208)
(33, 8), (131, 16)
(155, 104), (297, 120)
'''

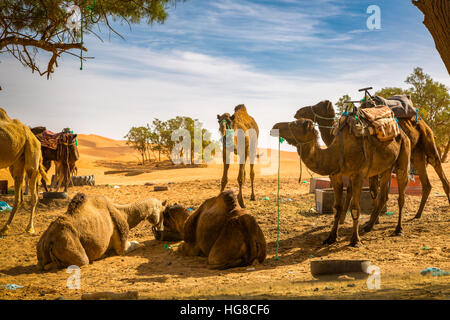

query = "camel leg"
(25, 169), (39, 234)
(394, 166), (408, 236)
(339, 183), (352, 224)
(349, 175), (363, 247)
(220, 148), (230, 192)
(0, 165), (25, 236)
(323, 175), (345, 245)
(428, 157), (450, 205)
(41, 160), (51, 192)
(363, 170), (391, 233)
(411, 152), (431, 220)
(237, 162), (246, 208)
(369, 175), (381, 224)
(250, 163), (256, 201)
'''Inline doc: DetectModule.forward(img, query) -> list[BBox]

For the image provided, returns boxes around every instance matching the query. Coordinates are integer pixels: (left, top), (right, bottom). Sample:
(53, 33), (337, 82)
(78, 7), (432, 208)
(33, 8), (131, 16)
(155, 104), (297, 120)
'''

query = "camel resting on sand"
(37, 193), (167, 270)
(169, 191), (266, 269)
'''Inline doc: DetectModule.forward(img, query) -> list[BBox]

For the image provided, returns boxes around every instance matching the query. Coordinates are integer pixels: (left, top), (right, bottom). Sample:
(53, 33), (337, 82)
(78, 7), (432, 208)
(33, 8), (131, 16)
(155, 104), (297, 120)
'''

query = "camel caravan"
(0, 90), (449, 271)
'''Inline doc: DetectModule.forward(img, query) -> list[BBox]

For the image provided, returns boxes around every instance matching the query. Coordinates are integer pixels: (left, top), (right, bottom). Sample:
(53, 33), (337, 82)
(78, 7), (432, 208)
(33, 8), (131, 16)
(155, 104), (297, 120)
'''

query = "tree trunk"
(441, 140), (450, 162)
(412, 0), (450, 74)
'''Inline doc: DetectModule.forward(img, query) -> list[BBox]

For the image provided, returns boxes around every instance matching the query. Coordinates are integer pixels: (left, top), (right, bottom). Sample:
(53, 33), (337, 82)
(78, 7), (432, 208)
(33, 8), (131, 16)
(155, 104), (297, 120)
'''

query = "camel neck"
(298, 137), (340, 176)
(316, 118), (335, 147)
(116, 203), (148, 229)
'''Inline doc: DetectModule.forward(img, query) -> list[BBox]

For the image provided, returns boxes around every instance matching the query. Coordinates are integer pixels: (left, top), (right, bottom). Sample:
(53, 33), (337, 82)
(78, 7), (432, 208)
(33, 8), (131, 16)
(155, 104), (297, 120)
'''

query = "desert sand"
(0, 134), (449, 300)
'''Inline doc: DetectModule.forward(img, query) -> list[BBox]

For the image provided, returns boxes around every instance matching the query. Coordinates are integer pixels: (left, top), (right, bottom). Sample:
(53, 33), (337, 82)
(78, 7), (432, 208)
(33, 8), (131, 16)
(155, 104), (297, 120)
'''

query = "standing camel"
(272, 118), (411, 246)
(30, 127), (79, 192)
(295, 99), (450, 221)
(0, 108), (49, 235)
(217, 104), (259, 208)
(53, 132), (79, 192)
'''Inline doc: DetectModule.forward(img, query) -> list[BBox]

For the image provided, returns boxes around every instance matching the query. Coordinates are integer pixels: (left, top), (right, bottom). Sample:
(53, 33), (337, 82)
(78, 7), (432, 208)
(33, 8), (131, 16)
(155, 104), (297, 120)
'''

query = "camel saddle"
(41, 130), (63, 150)
(373, 95), (416, 119)
(344, 106), (400, 142)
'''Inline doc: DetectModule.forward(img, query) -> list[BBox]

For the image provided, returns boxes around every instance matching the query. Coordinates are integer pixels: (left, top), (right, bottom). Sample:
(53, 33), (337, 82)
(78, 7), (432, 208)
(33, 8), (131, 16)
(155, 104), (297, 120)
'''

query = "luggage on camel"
(372, 94), (417, 119)
(340, 105), (400, 142)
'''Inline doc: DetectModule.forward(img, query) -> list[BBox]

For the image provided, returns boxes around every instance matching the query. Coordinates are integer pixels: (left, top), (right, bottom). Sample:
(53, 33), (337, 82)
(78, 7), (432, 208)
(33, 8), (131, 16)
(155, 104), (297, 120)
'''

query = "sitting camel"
(0, 108), (49, 235)
(295, 99), (450, 221)
(272, 118), (411, 246)
(166, 191), (266, 269)
(217, 104), (259, 208)
(37, 193), (167, 270)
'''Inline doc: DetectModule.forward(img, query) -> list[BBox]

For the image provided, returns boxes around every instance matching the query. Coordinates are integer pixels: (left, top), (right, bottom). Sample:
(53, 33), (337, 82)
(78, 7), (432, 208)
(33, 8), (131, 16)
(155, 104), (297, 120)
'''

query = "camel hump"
(234, 104), (247, 114)
(0, 108), (12, 122)
(67, 193), (88, 214)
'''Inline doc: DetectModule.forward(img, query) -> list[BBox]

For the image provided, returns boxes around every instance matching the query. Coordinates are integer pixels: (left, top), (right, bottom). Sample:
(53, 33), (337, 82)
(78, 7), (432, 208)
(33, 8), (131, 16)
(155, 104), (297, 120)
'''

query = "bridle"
(287, 122), (316, 182)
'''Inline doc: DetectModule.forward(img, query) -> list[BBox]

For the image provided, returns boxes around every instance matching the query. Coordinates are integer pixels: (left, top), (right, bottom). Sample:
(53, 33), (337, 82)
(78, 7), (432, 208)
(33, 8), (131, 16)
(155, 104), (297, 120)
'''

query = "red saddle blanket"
(41, 130), (62, 150)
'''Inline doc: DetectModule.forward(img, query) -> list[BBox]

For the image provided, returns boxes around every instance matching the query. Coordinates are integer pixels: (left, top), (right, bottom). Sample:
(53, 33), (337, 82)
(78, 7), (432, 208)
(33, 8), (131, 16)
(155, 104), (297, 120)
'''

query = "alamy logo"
(66, 5), (81, 32)
(366, 265), (381, 290)
(366, 5), (381, 30)
(66, 265), (81, 289)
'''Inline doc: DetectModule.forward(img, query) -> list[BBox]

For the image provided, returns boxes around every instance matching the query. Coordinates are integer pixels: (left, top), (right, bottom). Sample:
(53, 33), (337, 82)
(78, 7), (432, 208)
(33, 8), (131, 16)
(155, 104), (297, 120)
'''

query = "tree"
(405, 67), (450, 161)
(374, 87), (408, 98)
(335, 94), (352, 114)
(412, 0), (450, 74)
(0, 0), (184, 79)
(375, 68), (450, 162)
(124, 126), (152, 165)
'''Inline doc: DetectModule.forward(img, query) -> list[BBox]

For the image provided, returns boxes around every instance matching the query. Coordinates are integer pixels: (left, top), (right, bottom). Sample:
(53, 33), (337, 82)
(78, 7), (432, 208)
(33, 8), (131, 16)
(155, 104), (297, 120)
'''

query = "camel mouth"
(152, 227), (183, 241)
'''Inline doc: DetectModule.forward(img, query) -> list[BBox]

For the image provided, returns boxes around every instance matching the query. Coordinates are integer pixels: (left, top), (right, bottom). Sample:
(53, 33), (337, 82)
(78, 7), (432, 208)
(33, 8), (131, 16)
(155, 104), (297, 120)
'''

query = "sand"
(0, 134), (449, 300)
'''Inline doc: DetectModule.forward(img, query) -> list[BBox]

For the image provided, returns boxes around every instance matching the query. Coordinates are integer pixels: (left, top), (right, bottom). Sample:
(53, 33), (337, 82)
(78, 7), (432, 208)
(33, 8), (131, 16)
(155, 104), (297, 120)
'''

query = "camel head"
(271, 119), (318, 147)
(58, 132), (79, 162)
(217, 113), (233, 138)
(153, 204), (189, 241)
(147, 199), (168, 232)
(294, 100), (335, 121)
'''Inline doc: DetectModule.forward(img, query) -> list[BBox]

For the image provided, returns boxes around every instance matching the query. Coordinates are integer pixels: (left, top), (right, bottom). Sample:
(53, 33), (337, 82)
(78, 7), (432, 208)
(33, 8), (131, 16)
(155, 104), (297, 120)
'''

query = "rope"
(276, 136), (284, 261)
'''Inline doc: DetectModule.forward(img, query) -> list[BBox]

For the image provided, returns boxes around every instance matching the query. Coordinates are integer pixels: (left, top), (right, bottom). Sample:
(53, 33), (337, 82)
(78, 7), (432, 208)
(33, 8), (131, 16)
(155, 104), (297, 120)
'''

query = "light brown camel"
(217, 104), (259, 208)
(178, 191), (266, 269)
(272, 118), (411, 246)
(0, 108), (49, 235)
(295, 99), (450, 221)
(295, 101), (380, 225)
(36, 193), (167, 270)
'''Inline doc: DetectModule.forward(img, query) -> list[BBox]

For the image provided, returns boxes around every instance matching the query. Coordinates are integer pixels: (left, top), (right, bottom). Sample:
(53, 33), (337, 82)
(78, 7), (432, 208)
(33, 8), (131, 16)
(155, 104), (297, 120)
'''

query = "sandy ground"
(0, 134), (449, 300)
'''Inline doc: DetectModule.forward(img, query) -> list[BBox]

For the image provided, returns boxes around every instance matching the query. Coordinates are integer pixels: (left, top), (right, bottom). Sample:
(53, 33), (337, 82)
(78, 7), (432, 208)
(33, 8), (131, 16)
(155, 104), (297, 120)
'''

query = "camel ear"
(162, 200), (168, 206)
(217, 114), (221, 120)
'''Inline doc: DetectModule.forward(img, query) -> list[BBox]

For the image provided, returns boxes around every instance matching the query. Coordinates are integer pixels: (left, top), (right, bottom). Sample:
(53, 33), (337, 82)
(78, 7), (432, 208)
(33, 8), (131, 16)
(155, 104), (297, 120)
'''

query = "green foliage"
(0, 0), (185, 77)
(335, 94), (352, 114)
(126, 116), (215, 165)
(375, 67), (450, 161)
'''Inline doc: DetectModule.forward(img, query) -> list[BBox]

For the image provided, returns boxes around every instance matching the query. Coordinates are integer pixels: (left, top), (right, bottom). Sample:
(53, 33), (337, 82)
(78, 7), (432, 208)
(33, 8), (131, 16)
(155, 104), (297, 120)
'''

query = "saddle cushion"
(373, 95), (416, 119)
(41, 130), (62, 150)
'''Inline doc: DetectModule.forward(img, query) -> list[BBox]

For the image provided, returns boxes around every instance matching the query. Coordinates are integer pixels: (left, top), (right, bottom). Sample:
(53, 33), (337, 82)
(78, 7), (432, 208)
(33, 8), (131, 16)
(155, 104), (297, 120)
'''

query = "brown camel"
(152, 204), (190, 241)
(36, 193), (167, 270)
(178, 191), (266, 269)
(272, 117), (411, 246)
(295, 99), (450, 221)
(217, 104), (259, 208)
(53, 132), (79, 192)
(0, 108), (49, 235)
(295, 101), (379, 225)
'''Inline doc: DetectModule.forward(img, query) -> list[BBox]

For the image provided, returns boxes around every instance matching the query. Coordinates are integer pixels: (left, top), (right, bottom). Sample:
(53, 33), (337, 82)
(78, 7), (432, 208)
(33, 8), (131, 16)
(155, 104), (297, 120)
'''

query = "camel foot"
(362, 223), (374, 233)
(393, 227), (403, 236)
(26, 225), (35, 235)
(125, 241), (141, 254)
(0, 225), (9, 236)
(250, 195), (256, 201)
(238, 198), (246, 208)
(349, 240), (363, 248)
(322, 234), (337, 245)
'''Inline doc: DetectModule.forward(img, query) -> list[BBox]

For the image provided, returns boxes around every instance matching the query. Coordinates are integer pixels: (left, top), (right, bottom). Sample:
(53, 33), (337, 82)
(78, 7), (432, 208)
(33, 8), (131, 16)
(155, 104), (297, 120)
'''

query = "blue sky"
(0, 0), (448, 150)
